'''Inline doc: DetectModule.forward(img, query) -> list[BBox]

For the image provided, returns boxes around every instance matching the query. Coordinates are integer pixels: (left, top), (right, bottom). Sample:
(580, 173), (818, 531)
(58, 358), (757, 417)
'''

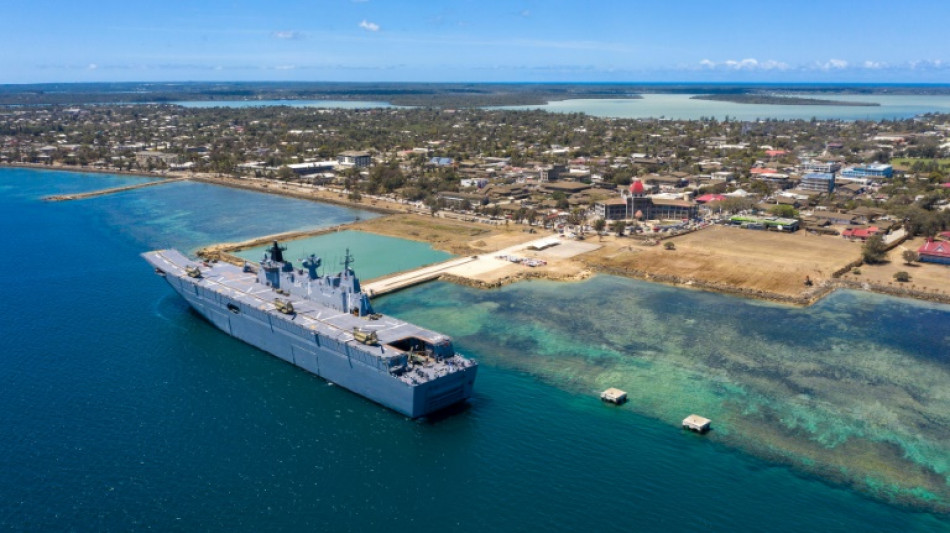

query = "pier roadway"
(363, 236), (601, 297)
(363, 256), (479, 296)
(44, 177), (189, 201)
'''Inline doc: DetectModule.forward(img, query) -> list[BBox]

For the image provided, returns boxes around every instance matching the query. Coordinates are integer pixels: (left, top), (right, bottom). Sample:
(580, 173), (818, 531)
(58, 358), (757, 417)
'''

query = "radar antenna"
(342, 248), (355, 273)
(267, 241), (287, 263)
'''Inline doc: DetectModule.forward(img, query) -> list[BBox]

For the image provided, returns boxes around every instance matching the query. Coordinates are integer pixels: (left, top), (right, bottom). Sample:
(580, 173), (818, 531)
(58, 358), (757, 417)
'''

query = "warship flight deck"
(145, 243), (477, 418)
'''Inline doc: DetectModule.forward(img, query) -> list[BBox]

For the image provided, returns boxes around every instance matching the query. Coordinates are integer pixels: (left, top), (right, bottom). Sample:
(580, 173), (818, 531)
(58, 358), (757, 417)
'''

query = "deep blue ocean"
(1, 168), (948, 531)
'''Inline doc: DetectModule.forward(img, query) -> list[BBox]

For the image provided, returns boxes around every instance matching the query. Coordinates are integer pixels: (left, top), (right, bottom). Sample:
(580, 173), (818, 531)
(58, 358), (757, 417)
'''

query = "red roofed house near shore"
(917, 239), (950, 265)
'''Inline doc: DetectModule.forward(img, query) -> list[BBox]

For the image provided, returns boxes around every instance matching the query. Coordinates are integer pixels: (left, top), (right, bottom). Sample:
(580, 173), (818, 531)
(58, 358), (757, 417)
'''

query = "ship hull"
(159, 271), (477, 418)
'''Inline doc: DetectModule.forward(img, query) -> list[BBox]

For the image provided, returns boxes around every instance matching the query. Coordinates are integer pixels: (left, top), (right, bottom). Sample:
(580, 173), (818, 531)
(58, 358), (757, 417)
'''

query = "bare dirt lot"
(353, 214), (543, 255)
(582, 225), (862, 298)
(840, 237), (950, 297)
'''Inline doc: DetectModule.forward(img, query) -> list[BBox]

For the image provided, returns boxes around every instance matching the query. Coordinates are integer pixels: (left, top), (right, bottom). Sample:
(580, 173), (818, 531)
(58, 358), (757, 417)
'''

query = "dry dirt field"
(353, 214), (542, 255)
(840, 237), (950, 297)
(582, 225), (862, 297)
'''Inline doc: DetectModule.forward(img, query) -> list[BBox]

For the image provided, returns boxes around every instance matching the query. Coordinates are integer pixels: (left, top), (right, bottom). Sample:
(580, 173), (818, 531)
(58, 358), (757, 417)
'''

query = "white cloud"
(87, 63), (98, 70)
(274, 65), (296, 70)
(359, 20), (380, 32)
(698, 58), (788, 71)
(272, 30), (302, 40)
(909, 59), (945, 70)
(520, 10), (530, 17)
(863, 60), (886, 69)
(815, 58), (848, 70)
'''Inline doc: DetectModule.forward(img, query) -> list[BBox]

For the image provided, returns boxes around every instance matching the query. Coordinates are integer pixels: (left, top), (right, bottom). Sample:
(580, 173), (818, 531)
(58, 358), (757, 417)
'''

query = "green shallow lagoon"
(237, 230), (453, 281)
(377, 276), (950, 511)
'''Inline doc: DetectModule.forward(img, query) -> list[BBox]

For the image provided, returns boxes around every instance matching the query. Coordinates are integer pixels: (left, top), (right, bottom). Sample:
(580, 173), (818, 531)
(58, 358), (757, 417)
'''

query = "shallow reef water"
(378, 276), (950, 511)
(2, 168), (949, 530)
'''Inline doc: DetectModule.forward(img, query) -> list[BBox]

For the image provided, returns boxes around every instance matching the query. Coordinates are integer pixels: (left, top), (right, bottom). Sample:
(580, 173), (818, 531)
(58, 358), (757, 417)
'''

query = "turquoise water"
(172, 100), (397, 109)
(237, 230), (453, 281)
(0, 167), (158, 200)
(1, 168), (949, 531)
(494, 93), (950, 121)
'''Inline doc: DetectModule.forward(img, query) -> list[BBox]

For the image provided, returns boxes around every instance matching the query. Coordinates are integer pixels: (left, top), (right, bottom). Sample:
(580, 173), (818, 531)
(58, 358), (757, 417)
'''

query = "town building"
(287, 161), (337, 176)
(917, 239), (950, 265)
(593, 179), (698, 221)
(800, 160), (841, 174)
(799, 172), (836, 193)
(337, 151), (371, 168)
(728, 215), (800, 232)
(841, 163), (893, 180)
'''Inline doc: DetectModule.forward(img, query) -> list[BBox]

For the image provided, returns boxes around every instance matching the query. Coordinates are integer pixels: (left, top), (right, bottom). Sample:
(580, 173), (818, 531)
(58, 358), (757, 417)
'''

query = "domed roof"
(629, 179), (645, 194)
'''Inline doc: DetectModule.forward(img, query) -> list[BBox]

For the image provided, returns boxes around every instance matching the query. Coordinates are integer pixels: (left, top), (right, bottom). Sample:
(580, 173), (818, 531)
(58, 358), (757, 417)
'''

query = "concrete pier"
(44, 177), (189, 201)
(363, 237), (600, 297)
(362, 256), (478, 296)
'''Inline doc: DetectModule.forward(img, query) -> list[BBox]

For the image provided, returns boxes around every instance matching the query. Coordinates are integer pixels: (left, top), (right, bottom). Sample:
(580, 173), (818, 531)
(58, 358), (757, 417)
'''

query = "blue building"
(840, 163), (893, 180)
(799, 172), (836, 192)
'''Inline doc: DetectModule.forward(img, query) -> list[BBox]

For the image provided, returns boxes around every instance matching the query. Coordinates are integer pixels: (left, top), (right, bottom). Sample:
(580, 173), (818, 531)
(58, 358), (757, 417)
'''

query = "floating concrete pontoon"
(682, 414), (711, 433)
(600, 388), (628, 405)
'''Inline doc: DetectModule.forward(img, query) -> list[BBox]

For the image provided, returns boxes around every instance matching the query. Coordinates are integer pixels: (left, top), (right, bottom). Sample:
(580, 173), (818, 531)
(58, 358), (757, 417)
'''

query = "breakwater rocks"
(190, 176), (400, 215)
(440, 269), (594, 291)
(44, 177), (187, 201)
(590, 265), (833, 306)
(832, 279), (950, 306)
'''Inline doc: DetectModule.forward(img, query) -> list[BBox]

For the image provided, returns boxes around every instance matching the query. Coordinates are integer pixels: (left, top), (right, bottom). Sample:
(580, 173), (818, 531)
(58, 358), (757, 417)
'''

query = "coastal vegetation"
(691, 94), (880, 106)
(2, 82), (949, 107)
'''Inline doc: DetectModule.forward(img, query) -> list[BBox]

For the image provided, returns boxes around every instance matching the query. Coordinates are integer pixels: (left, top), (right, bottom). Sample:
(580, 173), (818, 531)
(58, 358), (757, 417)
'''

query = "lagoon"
(172, 99), (398, 109)
(494, 93), (950, 121)
(237, 230), (453, 281)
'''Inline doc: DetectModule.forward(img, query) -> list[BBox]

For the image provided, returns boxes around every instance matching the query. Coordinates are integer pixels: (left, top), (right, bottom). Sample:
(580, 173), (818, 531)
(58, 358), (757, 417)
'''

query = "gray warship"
(144, 242), (477, 418)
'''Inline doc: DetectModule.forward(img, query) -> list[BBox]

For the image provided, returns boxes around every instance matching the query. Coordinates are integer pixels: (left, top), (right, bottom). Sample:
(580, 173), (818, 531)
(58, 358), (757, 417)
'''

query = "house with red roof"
(841, 226), (879, 241)
(917, 239), (950, 265)
(695, 193), (727, 204)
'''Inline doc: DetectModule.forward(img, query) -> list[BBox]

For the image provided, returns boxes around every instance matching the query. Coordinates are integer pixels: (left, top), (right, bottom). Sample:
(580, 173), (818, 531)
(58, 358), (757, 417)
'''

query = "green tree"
(861, 234), (887, 264)
(276, 165), (294, 181)
(768, 204), (798, 218)
(592, 218), (606, 233)
(901, 250), (918, 265)
(611, 220), (626, 237)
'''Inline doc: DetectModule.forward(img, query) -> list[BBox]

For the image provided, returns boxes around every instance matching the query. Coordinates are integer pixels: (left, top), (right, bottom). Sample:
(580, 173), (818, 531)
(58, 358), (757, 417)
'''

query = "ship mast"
(342, 248), (355, 273)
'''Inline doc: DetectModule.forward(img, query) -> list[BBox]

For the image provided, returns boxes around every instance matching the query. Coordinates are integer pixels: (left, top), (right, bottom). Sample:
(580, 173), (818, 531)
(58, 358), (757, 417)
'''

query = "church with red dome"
(593, 178), (698, 222)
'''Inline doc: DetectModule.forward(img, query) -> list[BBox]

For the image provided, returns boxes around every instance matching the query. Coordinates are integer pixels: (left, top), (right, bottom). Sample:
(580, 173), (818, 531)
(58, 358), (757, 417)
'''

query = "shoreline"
(7, 162), (949, 308)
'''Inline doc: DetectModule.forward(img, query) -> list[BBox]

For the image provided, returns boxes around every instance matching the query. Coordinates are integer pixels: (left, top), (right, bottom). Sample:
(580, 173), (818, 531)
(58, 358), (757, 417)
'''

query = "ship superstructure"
(144, 241), (477, 418)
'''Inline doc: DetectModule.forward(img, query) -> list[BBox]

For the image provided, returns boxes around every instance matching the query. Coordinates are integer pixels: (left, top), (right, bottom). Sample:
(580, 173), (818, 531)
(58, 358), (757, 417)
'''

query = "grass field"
(891, 157), (950, 171)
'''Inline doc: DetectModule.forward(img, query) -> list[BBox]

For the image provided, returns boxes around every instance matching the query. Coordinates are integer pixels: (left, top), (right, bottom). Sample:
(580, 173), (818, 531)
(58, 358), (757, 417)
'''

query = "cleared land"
(353, 214), (544, 255)
(841, 236), (950, 297)
(582, 226), (860, 298)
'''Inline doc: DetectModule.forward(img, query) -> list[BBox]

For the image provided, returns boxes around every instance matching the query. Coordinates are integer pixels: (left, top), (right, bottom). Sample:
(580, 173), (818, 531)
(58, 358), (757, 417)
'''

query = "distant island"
(6, 81), (950, 107)
(691, 94), (880, 106)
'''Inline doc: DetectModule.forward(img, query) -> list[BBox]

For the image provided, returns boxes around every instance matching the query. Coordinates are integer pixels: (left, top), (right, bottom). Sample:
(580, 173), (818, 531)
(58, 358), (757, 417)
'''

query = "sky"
(4, 0), (950, 84)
